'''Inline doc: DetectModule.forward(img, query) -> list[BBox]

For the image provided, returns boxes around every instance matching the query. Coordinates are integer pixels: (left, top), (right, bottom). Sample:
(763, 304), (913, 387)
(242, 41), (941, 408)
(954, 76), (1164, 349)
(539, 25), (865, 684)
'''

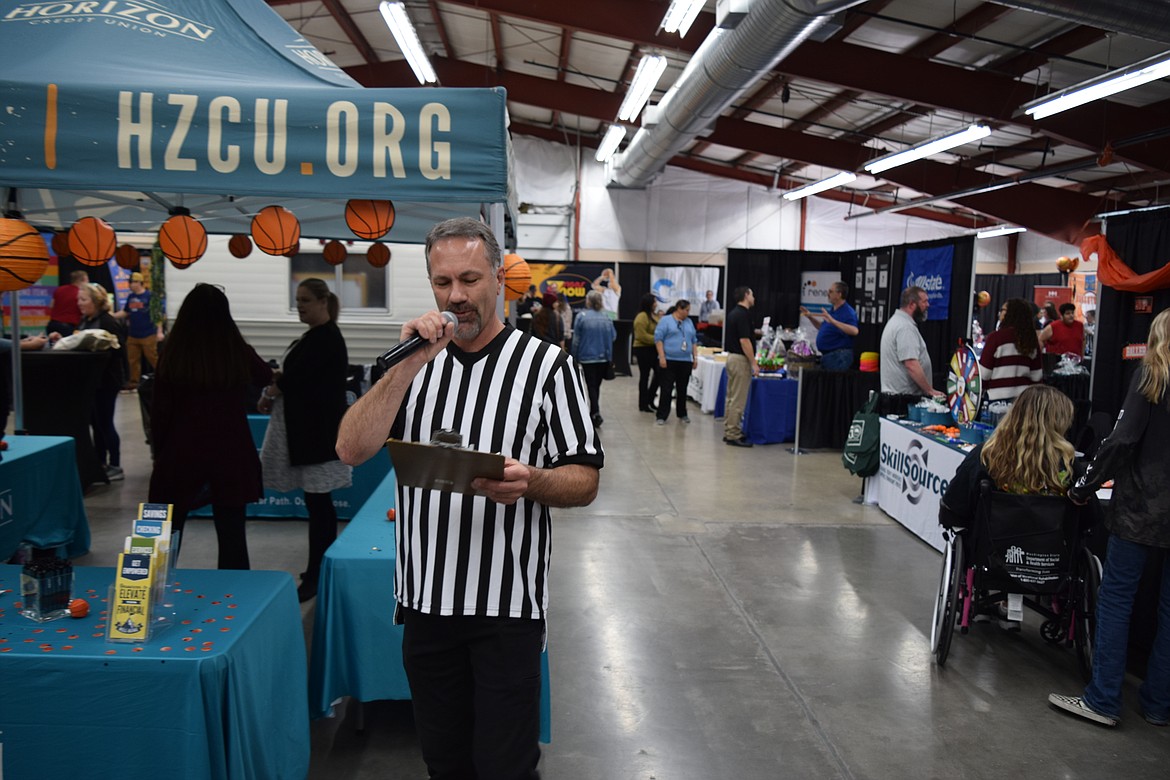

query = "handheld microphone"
(377, 311), (458, 370)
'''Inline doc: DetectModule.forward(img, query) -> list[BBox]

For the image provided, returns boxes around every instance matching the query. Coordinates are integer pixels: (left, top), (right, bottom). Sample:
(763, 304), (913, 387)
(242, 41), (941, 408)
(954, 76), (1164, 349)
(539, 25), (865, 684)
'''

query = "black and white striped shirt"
(390, 326), (603, 619)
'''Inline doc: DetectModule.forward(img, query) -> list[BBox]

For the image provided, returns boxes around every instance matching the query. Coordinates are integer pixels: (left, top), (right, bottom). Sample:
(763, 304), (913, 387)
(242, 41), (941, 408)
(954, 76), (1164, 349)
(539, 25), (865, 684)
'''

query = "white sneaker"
(106, 465), (124, 481)
(655, 418), (666, 426)
(1048, 694), (1117, 726)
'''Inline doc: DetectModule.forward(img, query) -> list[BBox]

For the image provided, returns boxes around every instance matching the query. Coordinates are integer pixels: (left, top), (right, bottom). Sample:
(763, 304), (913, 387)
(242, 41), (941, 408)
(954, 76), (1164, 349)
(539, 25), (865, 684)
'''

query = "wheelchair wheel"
(1074, 547), (1103, 682)
(931, 533), (964, 666)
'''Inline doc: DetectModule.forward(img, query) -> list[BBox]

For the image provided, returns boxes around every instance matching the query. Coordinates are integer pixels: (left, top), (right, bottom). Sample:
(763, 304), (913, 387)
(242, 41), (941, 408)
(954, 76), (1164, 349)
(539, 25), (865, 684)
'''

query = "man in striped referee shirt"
(337, 217), (603, 779)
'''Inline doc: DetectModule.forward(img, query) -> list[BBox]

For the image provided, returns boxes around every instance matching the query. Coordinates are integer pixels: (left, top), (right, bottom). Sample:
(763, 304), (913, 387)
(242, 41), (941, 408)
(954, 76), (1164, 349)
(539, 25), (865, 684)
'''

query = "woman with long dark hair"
(979, 297), (1042, 404)
(632, 292), (660, 413)
(258, 279), (352, 601)
(1050, 307), (1170, 728)
(148, 284), (273, 569)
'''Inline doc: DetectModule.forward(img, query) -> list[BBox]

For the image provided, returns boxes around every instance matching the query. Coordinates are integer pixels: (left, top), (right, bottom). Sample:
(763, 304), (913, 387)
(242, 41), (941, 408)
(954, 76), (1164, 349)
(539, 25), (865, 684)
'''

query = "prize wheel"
(947, 343), (982, 424)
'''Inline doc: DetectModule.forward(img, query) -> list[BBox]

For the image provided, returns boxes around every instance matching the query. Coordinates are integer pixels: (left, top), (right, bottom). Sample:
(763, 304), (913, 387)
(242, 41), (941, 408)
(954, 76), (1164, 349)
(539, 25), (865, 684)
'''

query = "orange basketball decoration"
(1056, 255), (1080, 273)
(228, 233), (253, 258)
(323, 240), (347, 265)
(251, 205), (301, 256)
(367, 243), (391, 268)
(115, 243), (140, 270)
(345, 199), (395, 240)
(159, 214), (208, 269)
(503, 254), (531, 301)
(976, 290), (991, 308)
(283, 241), (301, 258)
(68, 216), (117, 266)
(68, 598), (90, 619)
(0, 218), (51, 292)
(51, 230), (70, 258)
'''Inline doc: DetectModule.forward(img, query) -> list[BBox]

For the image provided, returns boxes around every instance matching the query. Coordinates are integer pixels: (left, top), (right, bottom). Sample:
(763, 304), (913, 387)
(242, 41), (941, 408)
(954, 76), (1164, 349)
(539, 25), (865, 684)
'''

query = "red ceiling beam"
(319, 0), (379, 64)
(428, 1), (456, 60)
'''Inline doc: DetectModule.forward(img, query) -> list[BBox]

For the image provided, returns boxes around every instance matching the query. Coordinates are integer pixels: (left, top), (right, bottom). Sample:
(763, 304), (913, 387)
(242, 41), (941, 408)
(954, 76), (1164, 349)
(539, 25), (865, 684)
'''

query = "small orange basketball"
(283, 241), (301, 258)
(367, 243), (391, 268)
(228, 234), (253, 258)
(115, 243), (140, 270)
(159, 215), (208, 269)
(68, 216), (117, 266)
(503, 253), (531, 301)
(51, 231), (70, 258)
(345, 199), (395, 240)
(68, 598), (90, 619)
(0, 218), (51, 292)
(251, 205), (301, 256)
(323, 240), (347, 265)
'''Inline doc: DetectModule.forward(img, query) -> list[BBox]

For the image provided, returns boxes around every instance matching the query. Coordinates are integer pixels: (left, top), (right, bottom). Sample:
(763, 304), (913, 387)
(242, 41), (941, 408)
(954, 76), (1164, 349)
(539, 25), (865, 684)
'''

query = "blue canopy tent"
(0, 0), (513, 428)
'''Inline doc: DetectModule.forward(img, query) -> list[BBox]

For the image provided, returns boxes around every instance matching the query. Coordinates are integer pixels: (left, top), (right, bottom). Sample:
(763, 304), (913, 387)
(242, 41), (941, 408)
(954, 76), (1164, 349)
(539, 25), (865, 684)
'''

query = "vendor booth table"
(689, 356), (728, 415)
(796, 369), (881, 450)
(0, 435), (90, 560)
(0, 566), (308, 780)
(307, 468), (551, 742)
(742, 376), (799, 445)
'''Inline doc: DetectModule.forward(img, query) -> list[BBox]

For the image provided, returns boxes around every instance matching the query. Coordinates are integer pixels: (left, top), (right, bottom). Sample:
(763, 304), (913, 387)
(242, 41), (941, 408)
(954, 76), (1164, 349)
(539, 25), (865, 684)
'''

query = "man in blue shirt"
(801, 281), (859, 372)
(112, 271), (158, 390)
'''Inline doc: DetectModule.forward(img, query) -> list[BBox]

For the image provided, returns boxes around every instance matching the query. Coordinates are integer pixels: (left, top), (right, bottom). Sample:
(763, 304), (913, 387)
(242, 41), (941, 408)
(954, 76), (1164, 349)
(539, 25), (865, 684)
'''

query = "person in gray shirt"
(879, 286), (945, 414)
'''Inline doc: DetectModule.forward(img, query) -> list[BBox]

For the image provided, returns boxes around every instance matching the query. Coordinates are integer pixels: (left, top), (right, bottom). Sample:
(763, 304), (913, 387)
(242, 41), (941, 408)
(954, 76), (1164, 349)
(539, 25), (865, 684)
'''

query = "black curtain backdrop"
(1093, 211), (1170, 417)
(972, 272), (1062, 338)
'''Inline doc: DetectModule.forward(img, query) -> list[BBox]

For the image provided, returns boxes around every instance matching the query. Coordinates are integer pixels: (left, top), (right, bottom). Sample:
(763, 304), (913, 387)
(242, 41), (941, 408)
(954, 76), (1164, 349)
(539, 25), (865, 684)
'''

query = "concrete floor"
(57, 377), (1167, 779)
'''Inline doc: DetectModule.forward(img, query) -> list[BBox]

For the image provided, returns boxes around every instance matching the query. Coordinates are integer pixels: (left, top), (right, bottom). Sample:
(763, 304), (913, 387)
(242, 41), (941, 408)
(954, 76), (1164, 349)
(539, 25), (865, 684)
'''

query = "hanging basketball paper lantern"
(228, 233), (253, 258)
(51, 230), (71, 258)
(503, 253), (531, 301)
(976, 290), (991, 308)
(0, 218), (51, 292)
(158, 214), (208, 269)
(283, 241), (301, 258)
(1056, 255), (1080, 273)
(68, 216), (117, 266)
(251, 205), (301, 256)
(115, 243), (140, 270)
(345, 199), (395, 240)
(367, 243), (391, 268)
(323, 240), (347, 265)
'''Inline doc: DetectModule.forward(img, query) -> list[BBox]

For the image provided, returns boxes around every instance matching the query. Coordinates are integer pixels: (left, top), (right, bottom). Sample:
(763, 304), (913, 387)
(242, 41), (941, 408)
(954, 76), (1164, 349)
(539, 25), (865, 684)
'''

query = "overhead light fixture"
(595, 125), (627, 163)
(1023, 51), (1170, 120)
(976, 225), (1027, 239)
(863, 124), (991, 175)
(661, 0), (705, 37)
(1094, 203), (1170, 220)
(379, 1), (437, 85)
(782, 171), (857, 201)
(617, 54), (668, 122)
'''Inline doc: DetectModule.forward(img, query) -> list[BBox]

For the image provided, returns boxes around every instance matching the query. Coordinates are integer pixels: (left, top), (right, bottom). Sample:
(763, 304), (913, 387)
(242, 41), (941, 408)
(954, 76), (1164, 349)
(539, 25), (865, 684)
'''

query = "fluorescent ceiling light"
(662, 0), (706, 37)
(976, 225), (1027, 239)
(782, 171), (857, 201)
(1023, 51), (1170, 120)
(1094, 203), (1170, 220)
(863, 124), (991, 175)
(595, 125), (627, 163)
(379, 1), (437, 84)
(618, 54), (668, 122)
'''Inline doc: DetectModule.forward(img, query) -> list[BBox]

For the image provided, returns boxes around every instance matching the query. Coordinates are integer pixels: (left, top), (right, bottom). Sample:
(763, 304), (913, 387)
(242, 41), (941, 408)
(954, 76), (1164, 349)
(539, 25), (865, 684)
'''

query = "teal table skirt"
(0, 566), (308, 780)
(0, 435), (90, 560)
(307, 469), (552, 742)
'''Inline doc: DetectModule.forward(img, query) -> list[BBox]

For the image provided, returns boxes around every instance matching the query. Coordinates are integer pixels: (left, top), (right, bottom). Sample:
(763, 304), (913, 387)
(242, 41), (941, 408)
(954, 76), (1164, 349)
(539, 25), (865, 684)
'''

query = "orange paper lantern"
(323, 240), (347, 265)
(976, 290), (991, 308)
(0, 218), (51, 292)
(283, 241), (301, 258)
(115, 243), (140, 270)
(1056, 255), (1080, 274)
(159, 215), (208, 269)
(345, 199), (395, 240)
(50, 230), (71, 258)
(503, 254), (531, 301)
(228, 233), (253, 258)
(367, 243), (391, 268)
(68, 216), (117, 266)
(251, 205), (301, 256)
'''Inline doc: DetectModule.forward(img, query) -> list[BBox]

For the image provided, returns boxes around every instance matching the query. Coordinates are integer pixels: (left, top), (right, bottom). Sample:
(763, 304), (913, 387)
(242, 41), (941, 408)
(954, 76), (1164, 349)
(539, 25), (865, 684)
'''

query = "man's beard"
(451, 307), (483, 341)
(913, 307), (927, 324)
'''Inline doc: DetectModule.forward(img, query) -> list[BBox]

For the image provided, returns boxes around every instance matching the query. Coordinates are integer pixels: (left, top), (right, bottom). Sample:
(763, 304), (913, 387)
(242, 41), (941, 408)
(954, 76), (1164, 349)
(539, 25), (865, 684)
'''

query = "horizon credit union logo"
(880, 438), (950, 504)
(2, 1), (216, 43)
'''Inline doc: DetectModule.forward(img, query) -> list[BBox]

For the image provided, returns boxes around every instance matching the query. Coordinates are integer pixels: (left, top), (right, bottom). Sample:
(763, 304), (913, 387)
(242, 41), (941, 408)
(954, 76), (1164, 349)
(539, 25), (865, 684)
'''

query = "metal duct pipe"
(610, 0), (868, 189)
(989, 1), (1170, 46)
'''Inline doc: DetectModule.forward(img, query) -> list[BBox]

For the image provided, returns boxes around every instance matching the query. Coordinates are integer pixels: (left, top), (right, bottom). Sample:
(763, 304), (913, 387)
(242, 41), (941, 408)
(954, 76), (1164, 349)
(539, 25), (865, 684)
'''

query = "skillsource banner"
(650, 266), (720, 309)
(875, 419), (965, 552)
(903, 245), (953, 321)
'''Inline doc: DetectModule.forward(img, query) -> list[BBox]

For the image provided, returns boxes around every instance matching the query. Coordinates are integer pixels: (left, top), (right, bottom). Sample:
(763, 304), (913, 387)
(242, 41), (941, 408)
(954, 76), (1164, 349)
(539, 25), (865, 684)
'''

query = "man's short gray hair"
(424, 217), (502, 274)
(586, 290), (604, 310)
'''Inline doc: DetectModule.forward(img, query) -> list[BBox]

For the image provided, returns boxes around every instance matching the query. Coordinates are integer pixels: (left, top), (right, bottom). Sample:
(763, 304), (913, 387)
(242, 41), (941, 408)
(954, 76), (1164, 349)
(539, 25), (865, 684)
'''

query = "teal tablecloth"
(0, 435), (90, 560)
(307, 469), (552, 742)
(0, 566), (308, 780)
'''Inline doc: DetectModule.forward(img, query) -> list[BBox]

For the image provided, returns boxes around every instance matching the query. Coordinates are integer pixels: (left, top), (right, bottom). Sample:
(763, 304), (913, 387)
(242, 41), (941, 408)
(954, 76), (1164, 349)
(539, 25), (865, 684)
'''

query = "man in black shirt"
(723, 286), (758, 447)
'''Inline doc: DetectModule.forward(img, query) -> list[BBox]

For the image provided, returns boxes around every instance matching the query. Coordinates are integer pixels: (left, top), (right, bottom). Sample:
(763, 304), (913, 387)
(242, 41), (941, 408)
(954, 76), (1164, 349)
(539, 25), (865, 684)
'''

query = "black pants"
(657, 360), (694, 420)
(302, 491), (338, 583)
(402, 608), (543, 780)
(167, 500), (251, 570)
(90, 383), (120, 468)
(581, 362), (605, 417)
(633, 345), (659, 410)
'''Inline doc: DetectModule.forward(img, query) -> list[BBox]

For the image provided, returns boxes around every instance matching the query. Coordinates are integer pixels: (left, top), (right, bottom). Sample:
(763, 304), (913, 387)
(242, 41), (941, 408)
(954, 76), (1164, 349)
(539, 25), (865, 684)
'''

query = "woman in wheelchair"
(1049, 308), (1170, 729)
(939, 385), (1079, 630)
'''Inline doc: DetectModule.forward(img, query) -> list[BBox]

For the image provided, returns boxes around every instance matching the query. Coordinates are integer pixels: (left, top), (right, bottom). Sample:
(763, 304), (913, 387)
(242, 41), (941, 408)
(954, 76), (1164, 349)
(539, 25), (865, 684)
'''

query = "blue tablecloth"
(0, 566), (308, 780)
(742, 377), (799, 444)
(308, 470), (551, 742)
(191, 415), (391, 520)
(0, 435), (90, 560)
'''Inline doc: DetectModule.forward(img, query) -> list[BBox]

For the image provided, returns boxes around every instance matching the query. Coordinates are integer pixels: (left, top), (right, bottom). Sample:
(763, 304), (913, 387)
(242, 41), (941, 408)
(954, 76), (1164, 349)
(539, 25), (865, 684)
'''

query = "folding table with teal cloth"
(0, 566), (308, 780)
(308, 467), (552, 742)
(741, 376), (799, 444)
(0, 435), (90, 560)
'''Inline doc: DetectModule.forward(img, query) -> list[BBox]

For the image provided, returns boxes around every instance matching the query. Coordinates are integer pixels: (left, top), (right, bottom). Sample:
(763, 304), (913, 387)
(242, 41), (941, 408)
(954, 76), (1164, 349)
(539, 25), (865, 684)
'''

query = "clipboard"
(385, 438), (505, 494)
